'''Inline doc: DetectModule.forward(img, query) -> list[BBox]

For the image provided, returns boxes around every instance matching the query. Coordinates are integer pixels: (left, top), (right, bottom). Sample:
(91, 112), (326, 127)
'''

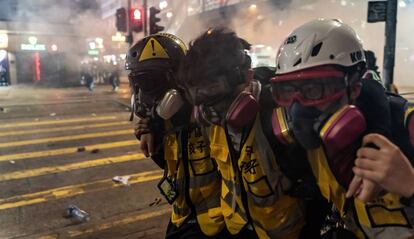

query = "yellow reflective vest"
(306, 106), (414, 238)
(163, 123), (225, 236)
(209, 116), (305, 239)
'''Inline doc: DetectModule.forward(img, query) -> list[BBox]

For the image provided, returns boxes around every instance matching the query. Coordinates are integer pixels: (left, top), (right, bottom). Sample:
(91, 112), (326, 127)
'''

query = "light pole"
(383, 0), (398, 91)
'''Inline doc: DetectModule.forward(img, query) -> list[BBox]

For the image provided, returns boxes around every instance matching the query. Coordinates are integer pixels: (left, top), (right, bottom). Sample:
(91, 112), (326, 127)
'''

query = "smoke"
(178, 0), (413, 87)
(6, 0), (116, 86)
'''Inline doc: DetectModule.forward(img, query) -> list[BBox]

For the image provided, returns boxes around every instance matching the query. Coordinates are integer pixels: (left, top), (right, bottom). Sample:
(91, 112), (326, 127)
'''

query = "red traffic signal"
(130, 8), (143, 32)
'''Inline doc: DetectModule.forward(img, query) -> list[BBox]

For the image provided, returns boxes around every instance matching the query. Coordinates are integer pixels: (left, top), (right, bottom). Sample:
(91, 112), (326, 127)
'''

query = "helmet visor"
(185, 74), (232, 106)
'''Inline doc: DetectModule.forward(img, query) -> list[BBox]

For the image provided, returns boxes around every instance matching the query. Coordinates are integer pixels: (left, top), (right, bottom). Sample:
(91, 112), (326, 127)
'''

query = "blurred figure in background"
(363, 50), (382, 85)
(81, 64), (94, 92)
(109, 63), (120, 92)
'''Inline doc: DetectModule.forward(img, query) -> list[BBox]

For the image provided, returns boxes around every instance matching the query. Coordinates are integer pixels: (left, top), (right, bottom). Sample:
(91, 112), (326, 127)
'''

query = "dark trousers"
(165, 215), (255, 239)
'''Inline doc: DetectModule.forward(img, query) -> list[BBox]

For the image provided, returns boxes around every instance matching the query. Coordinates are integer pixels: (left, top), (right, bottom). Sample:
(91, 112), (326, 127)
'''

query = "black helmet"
(125, 33), (187, 72)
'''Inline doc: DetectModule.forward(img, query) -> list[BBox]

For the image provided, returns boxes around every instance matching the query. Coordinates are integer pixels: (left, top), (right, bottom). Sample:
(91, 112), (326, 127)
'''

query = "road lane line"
(0, 153), (146, 182)
(0, 140), (139, 162)
(0, 121), (130, 137)
(0, 116), (118, 129)
(67, 207), (171, 237)
(34, 207), (170, 239)
(0, 129), (133, 148)
(0, 170), (162, 210)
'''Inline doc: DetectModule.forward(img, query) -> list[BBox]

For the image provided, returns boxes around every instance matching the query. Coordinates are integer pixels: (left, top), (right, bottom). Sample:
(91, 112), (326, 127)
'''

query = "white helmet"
(275, 18), (365, 76)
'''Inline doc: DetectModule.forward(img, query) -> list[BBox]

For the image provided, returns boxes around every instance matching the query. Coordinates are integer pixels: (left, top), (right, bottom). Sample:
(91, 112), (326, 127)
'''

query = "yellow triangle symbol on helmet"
(138, 37), (170, 62)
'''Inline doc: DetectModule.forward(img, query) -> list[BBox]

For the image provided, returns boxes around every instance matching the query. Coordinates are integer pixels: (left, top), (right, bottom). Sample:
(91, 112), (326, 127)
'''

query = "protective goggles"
(185, 75), (231, 106)
(271, 66), (347, 107)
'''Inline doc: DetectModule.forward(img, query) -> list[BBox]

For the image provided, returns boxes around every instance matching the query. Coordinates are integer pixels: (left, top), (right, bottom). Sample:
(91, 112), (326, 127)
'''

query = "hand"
(134, 118), (153, 157)
(134, 117), (151, 140)
(140, 133), (154, 157)
(346, 175), (383, 202)
(349, 134), (414, 198)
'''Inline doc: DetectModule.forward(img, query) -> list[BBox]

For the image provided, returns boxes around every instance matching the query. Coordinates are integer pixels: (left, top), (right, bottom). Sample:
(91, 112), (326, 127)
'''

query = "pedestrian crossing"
(0, 111), (169, 239)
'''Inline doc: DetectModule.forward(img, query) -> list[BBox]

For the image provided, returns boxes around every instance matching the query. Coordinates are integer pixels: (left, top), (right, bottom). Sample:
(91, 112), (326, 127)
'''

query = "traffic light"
(130, 8), (143, 33)
(149, 7), (164, 35)
(115, 7), (127, 32)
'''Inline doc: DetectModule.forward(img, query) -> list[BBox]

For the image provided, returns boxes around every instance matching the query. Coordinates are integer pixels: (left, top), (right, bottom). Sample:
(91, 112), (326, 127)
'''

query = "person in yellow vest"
(126, 33), (226, 238)
(270, 18), (414, 238)
(178, 28), (312, 239)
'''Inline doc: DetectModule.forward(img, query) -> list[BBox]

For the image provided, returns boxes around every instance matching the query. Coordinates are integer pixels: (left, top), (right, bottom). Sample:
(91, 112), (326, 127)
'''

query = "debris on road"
(49, 112), (57, 116)
(91, 149), (100, 154)
(112, 176), (131, 186)
(9, 160), (15, 164)
(77, 147), (86, 152)
(149, 197), (162, 207)
(63, 205), (90, 223)
(91, 113), (97, 117)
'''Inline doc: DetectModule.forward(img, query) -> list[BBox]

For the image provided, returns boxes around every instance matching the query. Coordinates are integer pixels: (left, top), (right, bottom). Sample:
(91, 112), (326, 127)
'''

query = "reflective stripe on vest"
(210, 127), (249, 235)
(164, 133), (191, 227)
(187, 125), (225, 236)
(308, 147), (414, 238)
(210, 117), (305, 238)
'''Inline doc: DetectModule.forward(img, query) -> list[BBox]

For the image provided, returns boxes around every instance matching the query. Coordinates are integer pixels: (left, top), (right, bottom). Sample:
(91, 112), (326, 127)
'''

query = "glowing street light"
(166, 12), (173, 18)
(51, 44), (58, 51)
(159, 1), (168, 10)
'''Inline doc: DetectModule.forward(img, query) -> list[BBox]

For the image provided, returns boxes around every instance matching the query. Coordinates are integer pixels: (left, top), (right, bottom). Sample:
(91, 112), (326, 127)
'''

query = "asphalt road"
(0, 84), (170, 239)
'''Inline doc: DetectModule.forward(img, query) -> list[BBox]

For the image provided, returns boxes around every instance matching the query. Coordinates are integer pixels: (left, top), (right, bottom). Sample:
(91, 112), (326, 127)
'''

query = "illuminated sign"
(21, 36), (46, 51)
(0, 34), (8, 48)
(88, 49), (100, 55)
(21, 44), (46, 51)
(112, 33), (126, 42)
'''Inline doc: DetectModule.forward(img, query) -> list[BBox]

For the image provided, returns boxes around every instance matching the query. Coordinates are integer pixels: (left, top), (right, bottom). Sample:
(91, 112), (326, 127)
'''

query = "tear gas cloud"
(178, 0), (413, 87)
(7, 0), (112, 86)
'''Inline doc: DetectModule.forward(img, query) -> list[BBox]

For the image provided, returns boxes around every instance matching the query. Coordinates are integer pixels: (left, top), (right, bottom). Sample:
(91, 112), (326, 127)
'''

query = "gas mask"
(156, 89), (184, 120)
(273, 103), (367, 154)
(129, 70), (184, 121)
(195, 82), (261, 129)
(288, 102), (325, 149)
(130, 91), (155, 121)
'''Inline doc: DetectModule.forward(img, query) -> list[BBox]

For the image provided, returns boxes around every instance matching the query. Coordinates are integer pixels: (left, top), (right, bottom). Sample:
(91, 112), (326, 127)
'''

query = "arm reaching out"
(347, 133), (414, 199)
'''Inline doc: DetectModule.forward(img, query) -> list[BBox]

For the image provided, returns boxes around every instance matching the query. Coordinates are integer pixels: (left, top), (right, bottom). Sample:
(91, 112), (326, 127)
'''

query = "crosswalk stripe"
(0, 129), (133, 148)
(0, 140), (139, 162)
(1, 99), (93, 107)
(0, 153), (146, 182)
(67, 207), (170, 237)
(0, 170), (162, 210)
(0, 116), (118, 129)
(37, 236), (57, 239)
(35, 207), (170, 239)
(0, 121), (130, 137)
